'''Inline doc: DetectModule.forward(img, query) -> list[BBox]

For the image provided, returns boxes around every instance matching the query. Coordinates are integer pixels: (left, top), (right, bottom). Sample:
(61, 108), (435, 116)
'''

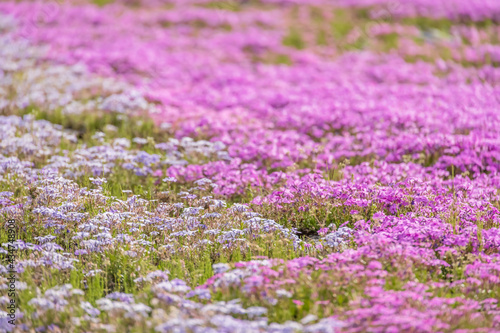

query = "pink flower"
(367, 261), (383, 270)
(318, 228), (329, 236)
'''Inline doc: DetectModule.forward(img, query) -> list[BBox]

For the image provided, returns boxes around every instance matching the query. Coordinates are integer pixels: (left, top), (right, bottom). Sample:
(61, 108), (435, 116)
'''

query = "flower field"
(1, 0), (500, 332)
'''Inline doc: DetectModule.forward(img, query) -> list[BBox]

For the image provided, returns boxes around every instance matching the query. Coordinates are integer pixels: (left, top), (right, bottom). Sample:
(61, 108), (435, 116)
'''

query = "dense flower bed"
(1, 0), (500, 332)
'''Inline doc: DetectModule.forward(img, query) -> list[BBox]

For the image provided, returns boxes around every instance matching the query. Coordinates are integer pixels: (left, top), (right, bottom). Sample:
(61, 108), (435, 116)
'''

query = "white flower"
(162, 177), (177, 183)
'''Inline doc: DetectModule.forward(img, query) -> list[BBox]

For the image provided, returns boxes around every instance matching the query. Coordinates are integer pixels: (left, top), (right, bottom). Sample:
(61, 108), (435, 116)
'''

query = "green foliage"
(283, 28), (305, 50)
(331, 8), (354, 40)
(23, 108), (169, 144)
(202, 1), (242, 11)
(92, 0), (114, 6)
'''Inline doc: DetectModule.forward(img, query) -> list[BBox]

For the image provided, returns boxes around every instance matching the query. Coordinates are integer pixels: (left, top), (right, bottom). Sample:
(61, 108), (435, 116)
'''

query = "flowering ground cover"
(1, 0), (500, 332)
